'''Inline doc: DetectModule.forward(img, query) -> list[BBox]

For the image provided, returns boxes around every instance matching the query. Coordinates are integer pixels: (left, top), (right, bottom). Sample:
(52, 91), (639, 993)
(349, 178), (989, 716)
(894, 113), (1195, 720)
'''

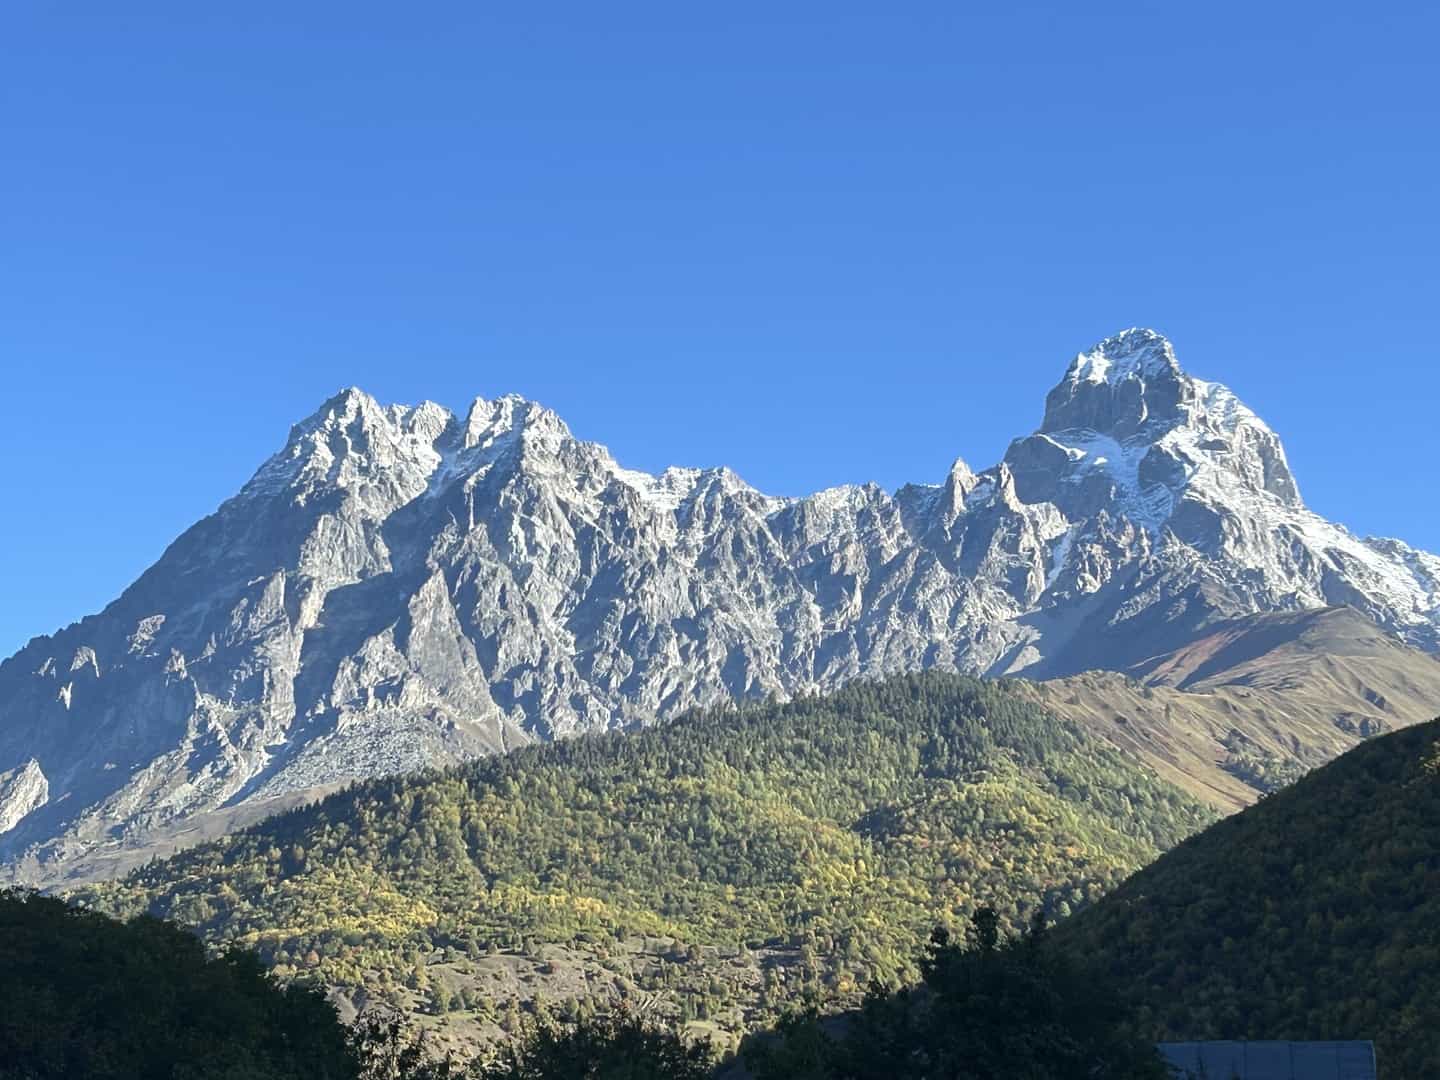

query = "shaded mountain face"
(2, 328), (1437, 870)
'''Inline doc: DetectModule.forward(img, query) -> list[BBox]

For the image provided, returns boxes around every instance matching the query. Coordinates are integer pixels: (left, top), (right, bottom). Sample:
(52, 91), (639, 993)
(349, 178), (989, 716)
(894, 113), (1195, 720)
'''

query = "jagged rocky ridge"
(2, 328), (1438, 868)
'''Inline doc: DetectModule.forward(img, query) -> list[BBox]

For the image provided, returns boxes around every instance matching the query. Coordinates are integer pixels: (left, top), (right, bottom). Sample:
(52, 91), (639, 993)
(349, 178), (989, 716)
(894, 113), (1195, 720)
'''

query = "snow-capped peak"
(1064, 328), (1180, 386)
(1040, 329), (1194, 440)
(1010, 328), (1306, 535)
(291, 386), (388, 437)
(462, 394), (570, 450)
(240, 388), (454, 503)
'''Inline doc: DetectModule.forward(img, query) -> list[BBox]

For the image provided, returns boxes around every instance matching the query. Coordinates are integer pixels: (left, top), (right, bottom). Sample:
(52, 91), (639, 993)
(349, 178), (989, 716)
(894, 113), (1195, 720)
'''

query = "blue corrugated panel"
(1335, 1041), (1379, 1080)
(1157, 1040), (1376, 1079)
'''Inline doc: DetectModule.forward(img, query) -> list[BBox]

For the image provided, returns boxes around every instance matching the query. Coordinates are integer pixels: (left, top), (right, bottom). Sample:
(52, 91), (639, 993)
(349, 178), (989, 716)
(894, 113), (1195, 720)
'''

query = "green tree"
(476, 1011), (712, 1080)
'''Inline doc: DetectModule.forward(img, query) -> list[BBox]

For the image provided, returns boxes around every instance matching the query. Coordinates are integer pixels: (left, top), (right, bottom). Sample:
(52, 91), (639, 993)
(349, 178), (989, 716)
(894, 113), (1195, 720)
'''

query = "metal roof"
(1157, 1041), (1377, 1080)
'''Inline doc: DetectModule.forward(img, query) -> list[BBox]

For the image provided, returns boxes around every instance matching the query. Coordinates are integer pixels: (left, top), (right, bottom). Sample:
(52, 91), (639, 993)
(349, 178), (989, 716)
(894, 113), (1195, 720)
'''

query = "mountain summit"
(1020, 328), (1299, 520)
(1043, 328), (1189, 435)
(2, 330), (1437, 871)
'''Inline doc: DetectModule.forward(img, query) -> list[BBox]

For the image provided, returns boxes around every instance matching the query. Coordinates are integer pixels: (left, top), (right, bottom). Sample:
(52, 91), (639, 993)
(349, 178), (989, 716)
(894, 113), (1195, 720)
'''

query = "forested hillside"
(78, 673), (1212, 1050)
(1061, 717), (1440, 1077)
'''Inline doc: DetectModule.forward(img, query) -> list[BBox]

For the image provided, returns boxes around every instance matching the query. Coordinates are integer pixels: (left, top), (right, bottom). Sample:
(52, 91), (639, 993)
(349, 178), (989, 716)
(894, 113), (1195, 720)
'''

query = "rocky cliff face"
(2, 328), (1437, 870)
(0, 760), (48, 836)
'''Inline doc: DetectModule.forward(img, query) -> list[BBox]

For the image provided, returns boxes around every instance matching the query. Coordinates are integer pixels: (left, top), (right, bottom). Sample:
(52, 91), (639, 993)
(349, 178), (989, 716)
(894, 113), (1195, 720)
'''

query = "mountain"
(4, 328), (1438, 872)
(75, 672), (1215, 1054)
(1057, 717), (1440, 1078)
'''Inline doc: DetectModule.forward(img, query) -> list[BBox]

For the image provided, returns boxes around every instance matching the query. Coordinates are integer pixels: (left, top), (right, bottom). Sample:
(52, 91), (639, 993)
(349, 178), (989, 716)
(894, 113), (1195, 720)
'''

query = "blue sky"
(2, 3), (1437, 655)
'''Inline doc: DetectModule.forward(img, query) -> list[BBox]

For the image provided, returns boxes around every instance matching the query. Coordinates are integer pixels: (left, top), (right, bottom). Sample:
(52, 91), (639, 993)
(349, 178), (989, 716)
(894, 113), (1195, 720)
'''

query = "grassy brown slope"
(1027, 607), (1440, 811)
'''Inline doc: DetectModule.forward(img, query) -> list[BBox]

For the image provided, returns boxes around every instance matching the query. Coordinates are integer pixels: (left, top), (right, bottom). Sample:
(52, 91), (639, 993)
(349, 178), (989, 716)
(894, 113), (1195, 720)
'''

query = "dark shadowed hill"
(1058, 718), (1440, 1077)
(0, 889), (361, 1080)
